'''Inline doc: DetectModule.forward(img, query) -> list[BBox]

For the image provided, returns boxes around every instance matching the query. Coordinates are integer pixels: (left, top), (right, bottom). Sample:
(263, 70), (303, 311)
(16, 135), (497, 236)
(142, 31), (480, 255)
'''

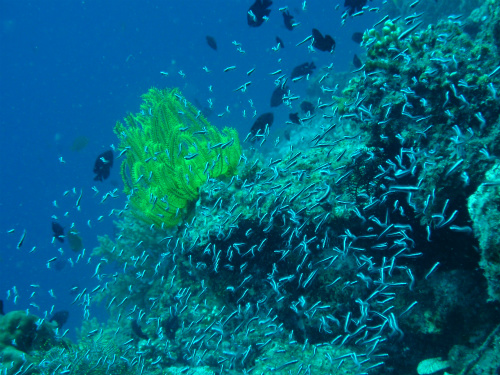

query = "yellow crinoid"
(114, 87), (241, 229)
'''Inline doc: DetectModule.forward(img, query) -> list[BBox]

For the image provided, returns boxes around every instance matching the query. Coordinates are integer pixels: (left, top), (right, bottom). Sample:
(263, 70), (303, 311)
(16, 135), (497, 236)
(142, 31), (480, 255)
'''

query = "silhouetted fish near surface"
(312, 28), (335, 52)
(276, 36), (285, 48)
(206, 35), (217, 50)
(52, 222), (64, 243)
(249, 112), (274, 140)
(283, 10), (294, 30)
(353, 54), (362, 68)
(289, 112), (300, 124)
(344, 0), (368, 16)
(352, 31), (364, 44)
(93, 150), (113, 182)
(50, 310), (69, 329)
(291, 62), (316, 79)
(270, 85), (288, 107)
(248, 0), (272, 27)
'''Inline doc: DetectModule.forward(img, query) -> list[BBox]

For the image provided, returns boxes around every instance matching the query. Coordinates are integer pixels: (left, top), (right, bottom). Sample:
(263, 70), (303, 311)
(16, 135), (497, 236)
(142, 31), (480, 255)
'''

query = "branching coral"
(114, 88), (242, 229)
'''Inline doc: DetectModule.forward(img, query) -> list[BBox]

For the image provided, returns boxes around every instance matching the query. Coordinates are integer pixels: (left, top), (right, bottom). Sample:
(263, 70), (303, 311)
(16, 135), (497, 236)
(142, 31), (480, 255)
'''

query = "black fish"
(206, 35), (217, 50)
(270, 85), (287, 107)
(276, 36), (285, 48)
(93, 150), (113, 182)
(344, 0), (368, 16)
(352, 31), (364, 44)
(249, 112), (274, 139)
(52, 222), (64, 243)
(300, 101), (315, 114)
(132, 319), (148, 340)
(283, 10), (294, 30)
(0, 300), (4, 315)
(353, 54), (362, 68)
(50, 310), (69, 329)
(291, 62), (316, 79)
(247, 0), (272, 27)
(289, 113), (300, 124)
(312, 28), (335, 52)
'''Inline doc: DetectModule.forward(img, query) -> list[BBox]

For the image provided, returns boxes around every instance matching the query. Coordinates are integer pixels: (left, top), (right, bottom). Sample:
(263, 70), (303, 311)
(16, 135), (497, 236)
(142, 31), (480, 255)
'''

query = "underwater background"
(1, 0), (500, 374)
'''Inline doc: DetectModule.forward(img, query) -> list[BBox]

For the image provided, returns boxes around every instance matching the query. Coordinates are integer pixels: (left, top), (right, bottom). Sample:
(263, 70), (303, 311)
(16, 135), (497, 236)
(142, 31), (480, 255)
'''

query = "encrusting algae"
(114, 88), (242, 229)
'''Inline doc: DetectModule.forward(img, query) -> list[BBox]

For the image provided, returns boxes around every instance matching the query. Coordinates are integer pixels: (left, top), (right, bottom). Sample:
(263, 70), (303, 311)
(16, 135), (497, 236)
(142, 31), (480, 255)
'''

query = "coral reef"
(468, 162), (500, 302)
(448, 323), (500, 375)
(0, 311), (58, 375)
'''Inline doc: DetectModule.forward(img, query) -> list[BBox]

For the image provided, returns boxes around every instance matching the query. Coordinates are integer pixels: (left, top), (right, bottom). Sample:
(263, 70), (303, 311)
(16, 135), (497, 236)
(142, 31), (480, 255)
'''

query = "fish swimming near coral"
(0, 300), (4, 315)
(351, 31), (364, 44)
(344, 0), (368, 16)
(291, 62), (316, 79)
(312, 28), (335, 52)
(52, 222), (64, 243)
(249, 112), (274, 139)
(206, 35), (217, 50)
(93, 150), (113, 182)
(131, 319), (148, 340)
(270, 85), (288, 107)
(300, 100), (315, 114)
(49, 310), (69, 329)
(247, 0), (272, 27)
(282, 10), (294, 30)
(289, 112), (300, 124)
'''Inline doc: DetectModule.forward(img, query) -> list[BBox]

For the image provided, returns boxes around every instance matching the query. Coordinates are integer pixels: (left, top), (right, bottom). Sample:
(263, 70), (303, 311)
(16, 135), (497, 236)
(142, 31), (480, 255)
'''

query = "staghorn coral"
(114, 87), (242, 229)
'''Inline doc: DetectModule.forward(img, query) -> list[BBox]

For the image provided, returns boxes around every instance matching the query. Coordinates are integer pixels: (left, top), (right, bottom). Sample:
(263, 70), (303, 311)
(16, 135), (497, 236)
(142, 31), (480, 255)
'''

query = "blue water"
(0, 0), (373, 335)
